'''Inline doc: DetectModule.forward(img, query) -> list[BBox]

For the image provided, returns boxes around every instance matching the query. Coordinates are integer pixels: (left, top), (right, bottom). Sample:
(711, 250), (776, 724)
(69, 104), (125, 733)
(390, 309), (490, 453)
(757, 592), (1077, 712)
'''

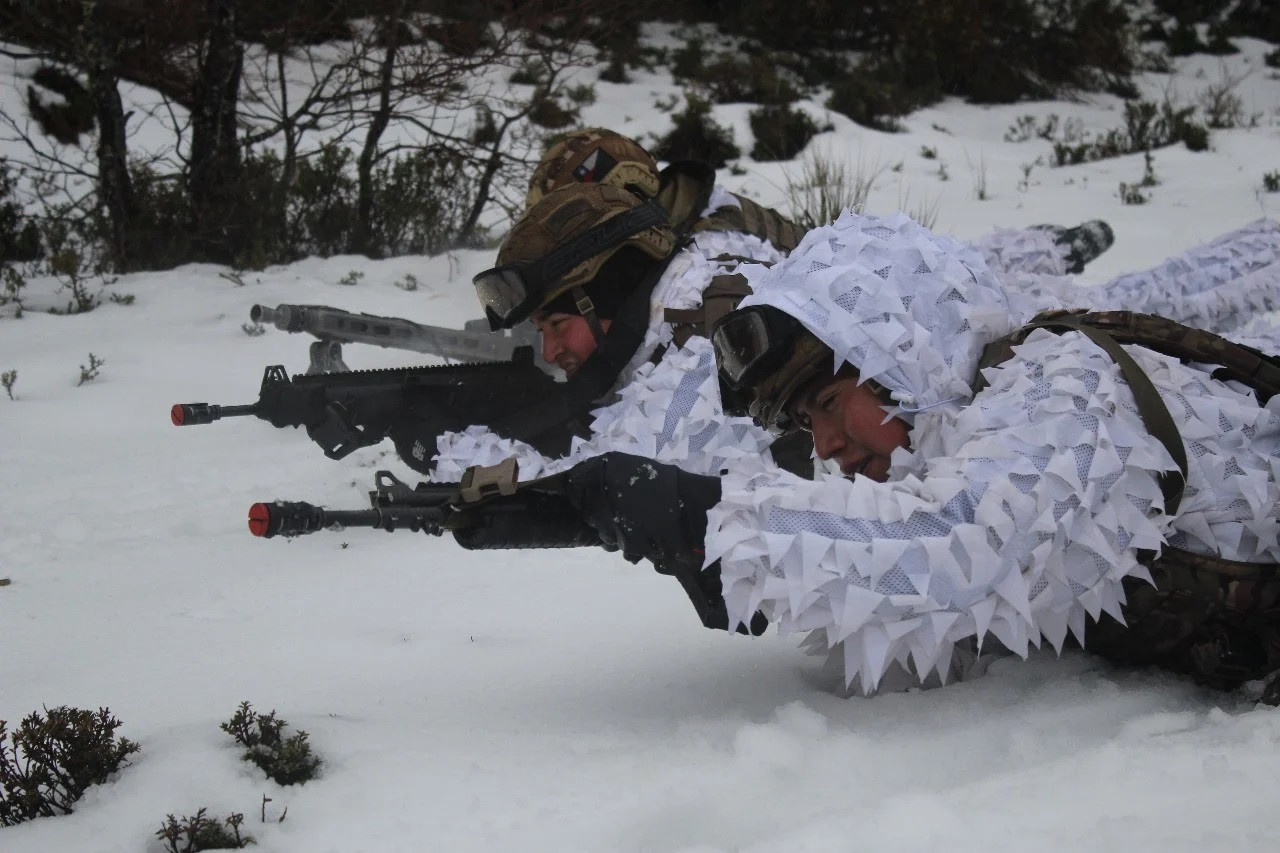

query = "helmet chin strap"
(573, 286), (607, 342)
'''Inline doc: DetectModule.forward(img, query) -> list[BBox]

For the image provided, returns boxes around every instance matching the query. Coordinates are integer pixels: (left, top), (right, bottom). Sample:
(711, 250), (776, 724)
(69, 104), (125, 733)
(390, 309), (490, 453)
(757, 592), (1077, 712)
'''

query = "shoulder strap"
(976, 310), (1189, 515)
(693, 193), (806, 253)
(662, 260), (759, 349)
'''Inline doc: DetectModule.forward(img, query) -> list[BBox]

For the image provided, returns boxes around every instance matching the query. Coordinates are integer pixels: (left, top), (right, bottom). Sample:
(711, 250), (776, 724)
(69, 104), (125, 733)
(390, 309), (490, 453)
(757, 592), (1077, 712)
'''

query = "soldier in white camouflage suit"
(549, 209), (1280, 699)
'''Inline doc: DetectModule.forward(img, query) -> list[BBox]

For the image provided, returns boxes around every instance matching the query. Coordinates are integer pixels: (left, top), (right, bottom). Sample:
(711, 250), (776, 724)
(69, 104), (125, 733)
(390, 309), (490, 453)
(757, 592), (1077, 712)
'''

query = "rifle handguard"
(452, 491), (602, 550)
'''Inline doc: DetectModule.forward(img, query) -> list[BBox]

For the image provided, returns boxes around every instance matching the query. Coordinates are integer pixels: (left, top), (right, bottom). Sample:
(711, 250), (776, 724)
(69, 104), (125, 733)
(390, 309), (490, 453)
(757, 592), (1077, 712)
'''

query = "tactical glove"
(564, 452), (767, 636)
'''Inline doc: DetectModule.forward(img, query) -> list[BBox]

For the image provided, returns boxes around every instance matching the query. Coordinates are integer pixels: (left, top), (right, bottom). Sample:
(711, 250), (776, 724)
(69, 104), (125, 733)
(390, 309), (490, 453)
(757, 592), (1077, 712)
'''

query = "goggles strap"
(573, 286), (607, 342)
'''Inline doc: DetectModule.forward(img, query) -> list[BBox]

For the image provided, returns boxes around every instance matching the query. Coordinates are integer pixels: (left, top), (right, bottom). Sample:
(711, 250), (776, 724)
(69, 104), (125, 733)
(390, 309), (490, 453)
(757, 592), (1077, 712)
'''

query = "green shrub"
(1263, 171), (1280, 192)
(651, 94), (740, 168)
(825, 58), (935, 132)
(528, 92), (579, 129)
(670, 36), (707, 81)
(749, 103), (823, 161)
(693, 52), (801, 105)
(221, 702), (320, 786)
(127, 161), (196, 271)
(508, 60), (546, 85)
(1049, 98), (1209, 166)
(155, 808), (254, 852)
(289, 144), (357, 259)
(1, 706), (140, 826)
(0, 158), (40, 264)
(367, 146), (473, 256)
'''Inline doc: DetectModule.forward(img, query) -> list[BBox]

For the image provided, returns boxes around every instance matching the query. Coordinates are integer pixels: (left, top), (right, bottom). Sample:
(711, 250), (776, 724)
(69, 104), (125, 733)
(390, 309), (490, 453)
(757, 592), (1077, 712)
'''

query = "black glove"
(564, 452), (718, 565)
(565, 453), (767, 636)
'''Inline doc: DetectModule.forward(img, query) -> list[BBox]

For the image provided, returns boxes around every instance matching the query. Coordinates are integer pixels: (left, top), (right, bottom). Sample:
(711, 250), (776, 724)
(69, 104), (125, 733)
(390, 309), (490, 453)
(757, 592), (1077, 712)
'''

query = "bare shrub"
(782, 147), (886, 230)
(1198, 64), (1252, 130)
(896, 183), (941, 229)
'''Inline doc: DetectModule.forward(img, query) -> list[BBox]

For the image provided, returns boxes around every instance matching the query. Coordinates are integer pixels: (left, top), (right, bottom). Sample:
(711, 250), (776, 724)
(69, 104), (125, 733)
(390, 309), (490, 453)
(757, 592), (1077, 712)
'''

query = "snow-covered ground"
(4, 27), (1280, 853)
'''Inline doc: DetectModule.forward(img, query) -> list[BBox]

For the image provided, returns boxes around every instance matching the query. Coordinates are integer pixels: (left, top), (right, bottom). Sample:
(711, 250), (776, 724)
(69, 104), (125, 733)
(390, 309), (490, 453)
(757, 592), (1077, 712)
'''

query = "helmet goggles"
(712, 305), (833, 433)
(474, 200), (668, 331)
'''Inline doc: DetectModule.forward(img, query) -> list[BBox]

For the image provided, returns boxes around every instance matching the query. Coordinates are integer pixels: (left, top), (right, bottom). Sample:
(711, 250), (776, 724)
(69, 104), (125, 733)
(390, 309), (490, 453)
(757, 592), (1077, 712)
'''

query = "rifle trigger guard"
(459, 457), (519, 505)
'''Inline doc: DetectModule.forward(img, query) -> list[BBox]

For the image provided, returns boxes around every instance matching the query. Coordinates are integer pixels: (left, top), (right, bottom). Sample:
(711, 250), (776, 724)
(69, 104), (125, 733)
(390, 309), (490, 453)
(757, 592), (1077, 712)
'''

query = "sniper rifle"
(249, 303), (546, 374)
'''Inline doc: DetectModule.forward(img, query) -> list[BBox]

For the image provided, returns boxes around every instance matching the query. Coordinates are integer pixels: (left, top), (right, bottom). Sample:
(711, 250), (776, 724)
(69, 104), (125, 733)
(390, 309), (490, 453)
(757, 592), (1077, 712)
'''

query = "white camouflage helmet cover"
(735, 209), (1017, 419)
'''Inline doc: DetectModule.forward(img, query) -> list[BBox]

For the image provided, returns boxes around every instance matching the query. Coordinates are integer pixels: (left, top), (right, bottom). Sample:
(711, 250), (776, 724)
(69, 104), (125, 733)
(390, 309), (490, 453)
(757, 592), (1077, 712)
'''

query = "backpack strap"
(980, 310), (1280, 689)
(977, 310), (1189, 515)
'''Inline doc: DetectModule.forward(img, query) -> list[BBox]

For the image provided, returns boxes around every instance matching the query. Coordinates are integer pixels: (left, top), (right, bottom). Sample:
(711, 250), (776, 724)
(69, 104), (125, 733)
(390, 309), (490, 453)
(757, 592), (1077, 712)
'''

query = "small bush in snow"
(1263, 171), (1280, 193)
(528, 92), (579, 129)
(0, 706), (140, 826)
(155, 808), (254, 852)
(1198, 66), (1253, 130)
(679, 48), (801, 106)
(748, 103), (823, 161)
(221, 702), (321, 786)
(2, 369), (15, 400)
(1051, 98), (1209, 166)
(338, 269), (364, 287)
(1004, 114), (1060, 144)
(1139, 151), (1160, 188)
(1267, 48), (1280, 69)
(824, 62), (918, 133)
(77, 353), (104, 386)
(1119, 181), (1148, 205)
(651, 94), (739, 168)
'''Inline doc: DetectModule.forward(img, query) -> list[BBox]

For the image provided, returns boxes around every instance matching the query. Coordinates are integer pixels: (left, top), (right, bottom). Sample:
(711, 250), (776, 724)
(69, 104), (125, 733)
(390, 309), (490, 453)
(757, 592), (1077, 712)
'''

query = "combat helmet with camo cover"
(525, 128), (661, 208)
(527, 128), (806, 252)
(482, 183), (677, 337)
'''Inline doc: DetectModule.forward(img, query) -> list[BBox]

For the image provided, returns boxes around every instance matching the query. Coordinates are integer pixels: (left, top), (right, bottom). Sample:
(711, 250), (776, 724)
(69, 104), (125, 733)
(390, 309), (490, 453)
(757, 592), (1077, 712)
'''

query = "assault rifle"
(171, 346), (586, 466)
(250, 458), (769, 636)
(249, 303), (546, 374)
(248, 459), (601, 551)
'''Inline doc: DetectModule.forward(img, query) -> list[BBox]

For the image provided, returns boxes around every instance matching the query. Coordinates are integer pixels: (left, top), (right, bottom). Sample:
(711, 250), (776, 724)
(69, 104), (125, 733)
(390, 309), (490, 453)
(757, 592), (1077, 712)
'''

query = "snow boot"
(1032, 220), (1116, 274)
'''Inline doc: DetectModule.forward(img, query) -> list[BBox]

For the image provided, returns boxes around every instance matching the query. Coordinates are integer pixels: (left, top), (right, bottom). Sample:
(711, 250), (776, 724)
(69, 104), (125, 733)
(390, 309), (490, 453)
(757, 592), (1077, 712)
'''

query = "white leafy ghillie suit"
(706, 210), (1280, 694)
(432, 209), (1224, 481)
(996, 218), (1280, 335)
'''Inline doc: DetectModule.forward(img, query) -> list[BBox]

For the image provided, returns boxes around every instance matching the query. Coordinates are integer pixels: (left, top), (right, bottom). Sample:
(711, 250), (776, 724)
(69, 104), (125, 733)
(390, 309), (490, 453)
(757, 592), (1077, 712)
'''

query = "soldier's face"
(533, 311), (610, 377)
(791, 376), (910, 482)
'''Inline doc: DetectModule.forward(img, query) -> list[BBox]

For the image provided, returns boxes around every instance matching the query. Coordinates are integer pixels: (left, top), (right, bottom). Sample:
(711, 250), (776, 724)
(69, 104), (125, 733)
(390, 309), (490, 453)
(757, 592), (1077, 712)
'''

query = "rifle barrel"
(171, 402), (257, 426)
(248, 501), (383, 538)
